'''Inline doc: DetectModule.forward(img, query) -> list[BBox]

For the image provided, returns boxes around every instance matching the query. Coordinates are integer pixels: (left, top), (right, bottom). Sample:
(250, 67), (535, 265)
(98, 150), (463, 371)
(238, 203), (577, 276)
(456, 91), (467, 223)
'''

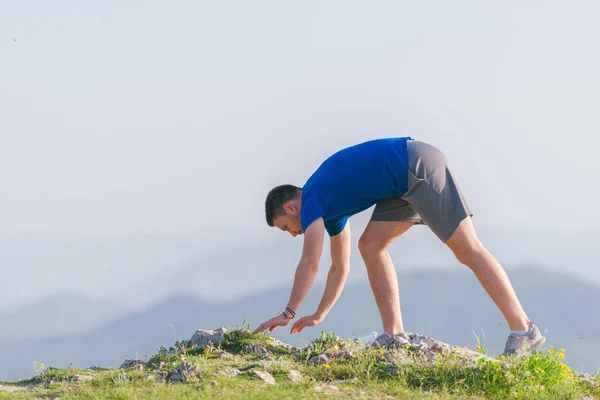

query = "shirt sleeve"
(324, 217), (348, 237)
(300, 191), (325, 233)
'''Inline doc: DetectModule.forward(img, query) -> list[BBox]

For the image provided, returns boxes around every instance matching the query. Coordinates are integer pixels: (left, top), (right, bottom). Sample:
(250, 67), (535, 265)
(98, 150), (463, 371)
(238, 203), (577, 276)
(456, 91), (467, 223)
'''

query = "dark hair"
(265, 184), (301, 226)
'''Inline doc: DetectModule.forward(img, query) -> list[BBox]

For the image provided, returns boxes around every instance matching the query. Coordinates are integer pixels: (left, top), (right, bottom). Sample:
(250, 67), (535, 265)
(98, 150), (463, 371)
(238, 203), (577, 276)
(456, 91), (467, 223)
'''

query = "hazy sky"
(1, 2), (600, 311)
(2, 0), (598, 237)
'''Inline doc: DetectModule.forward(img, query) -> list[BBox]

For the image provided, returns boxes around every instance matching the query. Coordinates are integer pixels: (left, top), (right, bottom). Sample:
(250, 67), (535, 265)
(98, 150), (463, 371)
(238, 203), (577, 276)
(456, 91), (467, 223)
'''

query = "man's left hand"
(290, 313), (323, 334)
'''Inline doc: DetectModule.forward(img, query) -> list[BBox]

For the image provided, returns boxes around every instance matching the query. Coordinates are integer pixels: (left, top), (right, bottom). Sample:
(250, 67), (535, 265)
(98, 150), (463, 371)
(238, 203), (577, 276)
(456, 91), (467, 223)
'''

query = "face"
(273, 201), (303, 237)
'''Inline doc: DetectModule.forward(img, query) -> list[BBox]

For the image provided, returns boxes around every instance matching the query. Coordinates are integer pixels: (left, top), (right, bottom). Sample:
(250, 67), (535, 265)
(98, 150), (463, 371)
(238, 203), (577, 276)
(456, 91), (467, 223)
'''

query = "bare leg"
(358, 221), (414, 335)
(445, 217), (530, 331)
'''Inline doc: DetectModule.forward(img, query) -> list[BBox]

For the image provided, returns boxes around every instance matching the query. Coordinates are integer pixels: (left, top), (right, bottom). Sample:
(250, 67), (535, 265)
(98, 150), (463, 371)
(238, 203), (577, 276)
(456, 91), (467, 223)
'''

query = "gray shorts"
(370, 140), (473, 242)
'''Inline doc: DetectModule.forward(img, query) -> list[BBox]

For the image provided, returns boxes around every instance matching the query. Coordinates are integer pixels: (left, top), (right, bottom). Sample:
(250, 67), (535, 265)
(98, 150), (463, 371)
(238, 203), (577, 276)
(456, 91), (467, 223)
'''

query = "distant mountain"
(1, 267), (599, 382)
(3, 227), (600, 313)
(0, 292), (123, 339)
(129, 224), (600, 308)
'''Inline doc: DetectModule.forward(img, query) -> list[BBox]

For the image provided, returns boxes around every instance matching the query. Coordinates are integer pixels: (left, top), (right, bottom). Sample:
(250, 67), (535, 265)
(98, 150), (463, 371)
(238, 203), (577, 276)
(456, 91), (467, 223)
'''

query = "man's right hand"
(253, 313), (291, 334)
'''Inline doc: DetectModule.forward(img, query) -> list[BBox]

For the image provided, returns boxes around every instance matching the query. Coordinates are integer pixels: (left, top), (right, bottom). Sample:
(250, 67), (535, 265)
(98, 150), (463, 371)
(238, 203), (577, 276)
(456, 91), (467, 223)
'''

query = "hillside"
(1, 266), (599, 382)
(0, 327), (598, 399)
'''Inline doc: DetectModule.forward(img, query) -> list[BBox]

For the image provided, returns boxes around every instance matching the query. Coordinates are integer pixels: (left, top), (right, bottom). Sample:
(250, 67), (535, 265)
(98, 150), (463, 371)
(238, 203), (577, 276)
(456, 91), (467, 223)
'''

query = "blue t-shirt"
(301, 137), (413, 236)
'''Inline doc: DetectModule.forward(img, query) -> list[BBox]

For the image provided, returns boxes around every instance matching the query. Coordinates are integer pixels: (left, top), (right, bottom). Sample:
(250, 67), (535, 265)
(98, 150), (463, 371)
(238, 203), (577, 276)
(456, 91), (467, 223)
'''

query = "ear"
(283, 201), (296, 214)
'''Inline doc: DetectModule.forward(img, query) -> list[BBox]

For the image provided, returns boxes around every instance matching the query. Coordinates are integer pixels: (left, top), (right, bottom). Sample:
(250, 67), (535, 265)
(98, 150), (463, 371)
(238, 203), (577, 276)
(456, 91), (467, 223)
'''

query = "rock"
(330, 350), (355, 360)
(169, 361), (202, 382)
(144, 374), (154, 381)
(244, 343), (272, 356)
(265, 337), (300, 352)
(308, 353), (329, 365)
(314, 384), (339, 393)
(70, 374), (94, 382)
(335, 377), (357, 384)
(292, 348), (304, 357)
(253, 370), (276, 384)
(181, 361), (201, 377)
(578, 372), (598, 387)
(288, 369), (303, 382)
(119, 359), (145, 369)
(383, 349), (413, 365)
(390, 332), (412, 346)
(258, 360), (273, 370)
(169, 370), (182, 382)
(227, 368), (242, 377)
(385, 364), (400, 376)
(385, 332), (495, 367)
(189, 327), (227, 348)
(210, 380), (218, 386)
(216, 368), (241, 378)
(218, 351), (234, 360)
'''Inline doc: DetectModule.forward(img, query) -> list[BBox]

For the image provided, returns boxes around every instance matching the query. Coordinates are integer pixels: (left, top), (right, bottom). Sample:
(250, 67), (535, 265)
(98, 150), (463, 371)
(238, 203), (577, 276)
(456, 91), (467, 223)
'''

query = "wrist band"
(282, 307), (296, 319)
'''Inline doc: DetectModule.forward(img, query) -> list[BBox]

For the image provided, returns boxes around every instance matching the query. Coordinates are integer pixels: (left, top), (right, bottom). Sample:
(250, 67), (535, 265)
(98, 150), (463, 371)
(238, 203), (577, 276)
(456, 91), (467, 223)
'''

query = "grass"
(1, 329), (599, 399)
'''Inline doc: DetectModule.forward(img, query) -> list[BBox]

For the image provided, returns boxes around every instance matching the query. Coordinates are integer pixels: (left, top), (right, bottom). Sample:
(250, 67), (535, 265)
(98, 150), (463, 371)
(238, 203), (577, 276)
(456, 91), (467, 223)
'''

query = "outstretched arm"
(291, 221), (351, 334)
(253, 217), (325, 334)
(285, 217), (325, 312)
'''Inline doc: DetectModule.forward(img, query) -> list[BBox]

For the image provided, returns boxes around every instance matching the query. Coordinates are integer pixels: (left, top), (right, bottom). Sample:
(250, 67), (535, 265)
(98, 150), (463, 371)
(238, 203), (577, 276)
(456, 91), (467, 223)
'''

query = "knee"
(358, 234), (387, 258)
(453, 242), (487, 267)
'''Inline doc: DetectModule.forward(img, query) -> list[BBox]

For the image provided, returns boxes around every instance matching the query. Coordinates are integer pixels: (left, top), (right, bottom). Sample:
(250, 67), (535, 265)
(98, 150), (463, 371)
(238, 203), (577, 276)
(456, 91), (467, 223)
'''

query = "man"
(253, 137), (545, 356)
